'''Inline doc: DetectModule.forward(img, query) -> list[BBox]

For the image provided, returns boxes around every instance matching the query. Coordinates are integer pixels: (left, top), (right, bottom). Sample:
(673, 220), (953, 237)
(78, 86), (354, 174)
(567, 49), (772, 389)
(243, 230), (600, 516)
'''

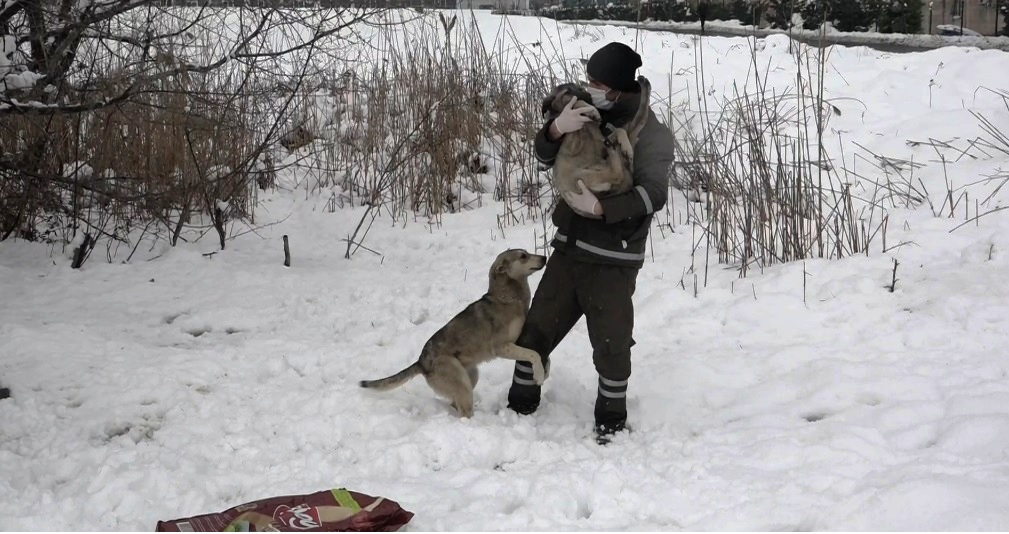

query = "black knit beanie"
(586, 42), (642, 92)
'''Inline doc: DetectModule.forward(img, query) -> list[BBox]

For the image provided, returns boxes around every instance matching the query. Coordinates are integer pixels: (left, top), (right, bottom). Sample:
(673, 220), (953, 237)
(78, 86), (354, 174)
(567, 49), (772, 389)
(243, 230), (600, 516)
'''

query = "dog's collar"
(482, 291), (523, 305)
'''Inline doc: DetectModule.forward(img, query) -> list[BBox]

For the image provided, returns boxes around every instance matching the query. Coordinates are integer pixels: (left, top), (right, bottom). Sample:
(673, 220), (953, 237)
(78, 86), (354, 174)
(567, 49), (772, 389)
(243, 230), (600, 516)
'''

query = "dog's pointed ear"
(541, 93), (555, 117)
(494, 261), (508, 275)
(550, 90), (570, 114)
(543, 84), (568, 116)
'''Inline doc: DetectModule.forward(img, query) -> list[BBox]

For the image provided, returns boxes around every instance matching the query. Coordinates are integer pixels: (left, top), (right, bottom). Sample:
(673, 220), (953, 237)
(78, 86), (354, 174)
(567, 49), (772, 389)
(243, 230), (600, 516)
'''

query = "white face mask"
(585, 86), (614, 110)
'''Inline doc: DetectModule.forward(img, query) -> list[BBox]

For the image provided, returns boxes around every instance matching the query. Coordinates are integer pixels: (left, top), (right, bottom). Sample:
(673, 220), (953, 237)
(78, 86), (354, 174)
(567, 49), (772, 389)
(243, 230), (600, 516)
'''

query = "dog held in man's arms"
(543, 75), (652, 213)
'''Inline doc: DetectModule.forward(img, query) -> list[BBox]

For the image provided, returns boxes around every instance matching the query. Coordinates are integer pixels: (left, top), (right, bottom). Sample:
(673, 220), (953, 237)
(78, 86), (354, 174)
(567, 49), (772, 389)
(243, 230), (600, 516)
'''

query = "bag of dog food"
(155, 488), (414, 532)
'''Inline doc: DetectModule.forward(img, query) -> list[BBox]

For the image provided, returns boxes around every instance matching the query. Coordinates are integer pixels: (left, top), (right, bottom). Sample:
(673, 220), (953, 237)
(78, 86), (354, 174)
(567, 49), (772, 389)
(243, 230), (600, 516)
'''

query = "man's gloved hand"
(562, 180), (603, 219)
(551, 98), (594, 138)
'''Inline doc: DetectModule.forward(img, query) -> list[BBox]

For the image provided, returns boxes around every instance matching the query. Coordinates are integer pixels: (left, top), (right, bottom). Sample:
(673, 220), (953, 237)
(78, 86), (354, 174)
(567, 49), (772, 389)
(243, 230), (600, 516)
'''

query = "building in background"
(925, 0), (1003, 35)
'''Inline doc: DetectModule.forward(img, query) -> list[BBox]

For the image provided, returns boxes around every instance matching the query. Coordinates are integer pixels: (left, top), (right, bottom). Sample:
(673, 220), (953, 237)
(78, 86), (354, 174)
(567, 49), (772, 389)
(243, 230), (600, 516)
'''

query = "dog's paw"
(587, 181), (612, 195)
(533, 365), (546, 385)
(582, 104), (602, 122)
(451, 401), (475, 418)
(614, 129), (634, 158)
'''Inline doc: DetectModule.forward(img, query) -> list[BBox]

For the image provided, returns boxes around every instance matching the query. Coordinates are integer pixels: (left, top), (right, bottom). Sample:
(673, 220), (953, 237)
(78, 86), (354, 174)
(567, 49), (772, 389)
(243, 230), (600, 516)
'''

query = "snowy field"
(3, 9), (1009, 531)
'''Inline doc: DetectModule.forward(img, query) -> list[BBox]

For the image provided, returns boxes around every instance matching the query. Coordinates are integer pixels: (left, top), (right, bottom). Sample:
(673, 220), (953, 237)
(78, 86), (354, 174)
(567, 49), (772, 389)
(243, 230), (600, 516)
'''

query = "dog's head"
(542, 83), (602, 123)
(491, 248), (547, 280)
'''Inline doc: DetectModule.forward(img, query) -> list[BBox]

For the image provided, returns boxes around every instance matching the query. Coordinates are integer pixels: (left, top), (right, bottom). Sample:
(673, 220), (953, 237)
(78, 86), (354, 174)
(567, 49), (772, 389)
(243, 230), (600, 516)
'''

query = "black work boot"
(506, 360), (543, 415)
(594, 411), (630, 445)
(594, 375), (629, 445)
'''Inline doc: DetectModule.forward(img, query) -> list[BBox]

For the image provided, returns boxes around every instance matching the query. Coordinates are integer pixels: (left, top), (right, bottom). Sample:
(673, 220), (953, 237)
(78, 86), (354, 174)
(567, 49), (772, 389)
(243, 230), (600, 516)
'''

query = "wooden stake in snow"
(283, 235), (291, 267)
(71, 233), (93, 269)
(888, 258), (899, 293)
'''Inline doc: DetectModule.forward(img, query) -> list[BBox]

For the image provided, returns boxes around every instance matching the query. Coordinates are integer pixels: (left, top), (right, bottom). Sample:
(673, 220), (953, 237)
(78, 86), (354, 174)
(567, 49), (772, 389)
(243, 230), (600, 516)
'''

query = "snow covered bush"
(541, 0), (694, 23)
(799, 0), (923, 33)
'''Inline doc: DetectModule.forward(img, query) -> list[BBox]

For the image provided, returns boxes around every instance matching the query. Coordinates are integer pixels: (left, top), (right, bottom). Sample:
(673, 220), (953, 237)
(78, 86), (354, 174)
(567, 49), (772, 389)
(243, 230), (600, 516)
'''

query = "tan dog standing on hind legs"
(359, 249), (547, 418)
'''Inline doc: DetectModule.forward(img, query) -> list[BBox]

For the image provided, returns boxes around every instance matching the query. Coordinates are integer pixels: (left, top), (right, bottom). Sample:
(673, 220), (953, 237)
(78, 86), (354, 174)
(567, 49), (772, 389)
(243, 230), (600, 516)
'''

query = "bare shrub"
(0, 2), (385, 263)
(2, 5), (641, 262)
(282, 12), (590, 257)
(677, 36), (890, 279)
(331, 12), (562, 223)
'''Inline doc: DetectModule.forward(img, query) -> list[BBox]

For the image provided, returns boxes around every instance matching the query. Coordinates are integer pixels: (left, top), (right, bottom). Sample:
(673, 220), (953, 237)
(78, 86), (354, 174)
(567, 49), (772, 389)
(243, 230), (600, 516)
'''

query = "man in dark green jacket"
(506, 42), (676, 444)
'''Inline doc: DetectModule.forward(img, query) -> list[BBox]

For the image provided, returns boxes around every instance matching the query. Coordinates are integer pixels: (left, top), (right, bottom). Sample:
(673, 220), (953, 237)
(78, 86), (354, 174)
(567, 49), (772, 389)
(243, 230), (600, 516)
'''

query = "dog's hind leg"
(612, 129), (634, 167)
(425, 358), (475, 417)
(497, 344), (546, 385)
(600, 130), (634, 193)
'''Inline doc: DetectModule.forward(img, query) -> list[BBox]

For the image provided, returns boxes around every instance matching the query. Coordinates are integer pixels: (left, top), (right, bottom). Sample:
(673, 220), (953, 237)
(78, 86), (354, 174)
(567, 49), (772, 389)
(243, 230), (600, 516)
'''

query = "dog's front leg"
(497, 344), (546, 384)
(612, 128), (634, 167)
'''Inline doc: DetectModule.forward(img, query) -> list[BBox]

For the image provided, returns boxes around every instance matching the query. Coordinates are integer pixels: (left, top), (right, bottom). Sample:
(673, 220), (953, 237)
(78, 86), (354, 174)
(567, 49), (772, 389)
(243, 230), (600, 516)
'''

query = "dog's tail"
(625, 75), (652, 145)
(359, 362), (423, 391)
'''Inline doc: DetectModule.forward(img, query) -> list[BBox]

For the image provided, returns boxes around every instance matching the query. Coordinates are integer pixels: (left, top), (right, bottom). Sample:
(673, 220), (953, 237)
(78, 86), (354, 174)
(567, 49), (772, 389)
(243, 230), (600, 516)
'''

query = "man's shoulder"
(636, 109), (676, 154)
(642, 109), (674, 138)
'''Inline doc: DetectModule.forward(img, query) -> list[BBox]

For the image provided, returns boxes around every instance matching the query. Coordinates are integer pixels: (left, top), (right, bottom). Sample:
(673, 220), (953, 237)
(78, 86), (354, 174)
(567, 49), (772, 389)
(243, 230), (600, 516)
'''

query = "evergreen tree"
(730, 0), (766, 25)
(877, 0), (923, 33)
(861, 0), (886, 32)
(905, 0), (924, 33)
(764, 0), (800, 29)
(831, 0), (869, 31)
(892, 0), (924, 33)
(800, 0), (826, 29)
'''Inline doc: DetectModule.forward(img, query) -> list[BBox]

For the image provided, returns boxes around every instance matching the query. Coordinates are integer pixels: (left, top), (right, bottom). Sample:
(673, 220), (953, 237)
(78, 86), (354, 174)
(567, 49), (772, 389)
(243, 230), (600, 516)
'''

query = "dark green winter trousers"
(507, 249), (638, 428)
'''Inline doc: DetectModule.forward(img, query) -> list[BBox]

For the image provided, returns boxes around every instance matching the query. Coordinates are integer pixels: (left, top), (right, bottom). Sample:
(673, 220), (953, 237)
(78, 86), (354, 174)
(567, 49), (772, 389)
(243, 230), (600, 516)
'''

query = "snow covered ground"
(3, 10), (1009, 531)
